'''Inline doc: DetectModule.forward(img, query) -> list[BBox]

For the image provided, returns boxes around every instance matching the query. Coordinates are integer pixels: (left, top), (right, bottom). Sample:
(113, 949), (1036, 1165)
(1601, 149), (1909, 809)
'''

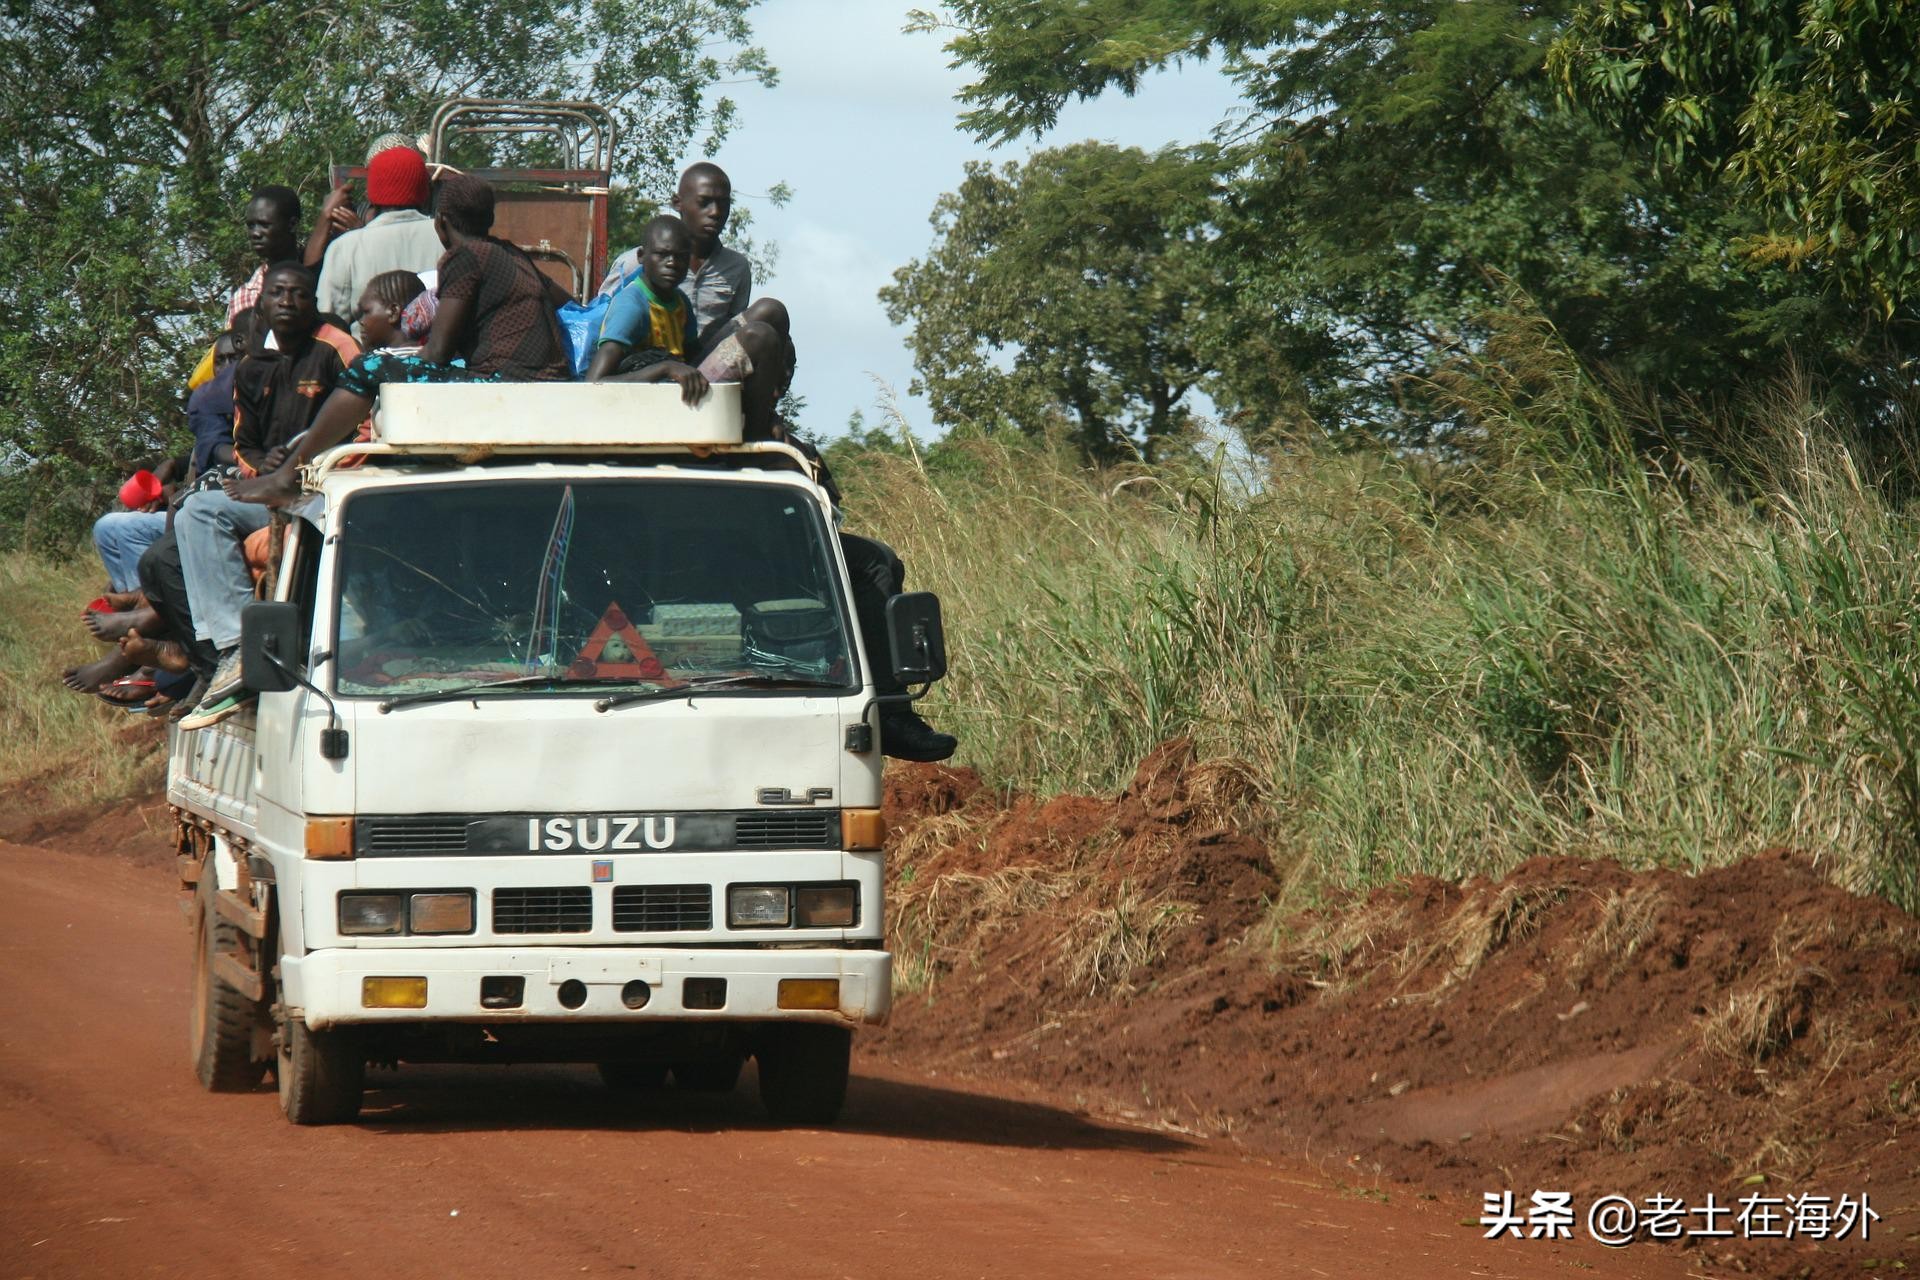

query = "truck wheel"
(755, 1025), (851, 1124)
(189, 872), (267, 1091)
(277, 1015), (365, 1125)
(596, 1062), (668, 1091)
(670, 1055), (743, 1094)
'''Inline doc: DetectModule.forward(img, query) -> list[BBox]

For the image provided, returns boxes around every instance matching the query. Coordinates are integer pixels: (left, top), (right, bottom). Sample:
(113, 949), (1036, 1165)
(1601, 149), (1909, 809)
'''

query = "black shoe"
(879, 706), (957, 763)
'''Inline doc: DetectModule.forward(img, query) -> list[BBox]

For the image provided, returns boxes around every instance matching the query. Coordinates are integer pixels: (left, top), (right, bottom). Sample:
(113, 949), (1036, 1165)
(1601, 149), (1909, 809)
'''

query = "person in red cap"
(88, 462), (175, 593)
(315, 145), (444, 330)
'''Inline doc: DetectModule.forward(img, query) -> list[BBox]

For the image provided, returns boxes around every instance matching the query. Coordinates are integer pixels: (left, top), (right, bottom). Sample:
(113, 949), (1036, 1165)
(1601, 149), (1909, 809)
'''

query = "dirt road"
(0, 842), (1696, 1280)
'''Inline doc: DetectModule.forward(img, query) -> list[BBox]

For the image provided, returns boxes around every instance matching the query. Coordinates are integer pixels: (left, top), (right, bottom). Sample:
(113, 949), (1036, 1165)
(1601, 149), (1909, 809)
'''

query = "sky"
(681, 0), (1241, 439)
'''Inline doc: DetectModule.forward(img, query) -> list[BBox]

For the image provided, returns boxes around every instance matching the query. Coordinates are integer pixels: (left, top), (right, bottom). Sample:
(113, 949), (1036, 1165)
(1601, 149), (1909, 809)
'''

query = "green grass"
(0, 550), (165, 811)
(833, 327), (1920, 915)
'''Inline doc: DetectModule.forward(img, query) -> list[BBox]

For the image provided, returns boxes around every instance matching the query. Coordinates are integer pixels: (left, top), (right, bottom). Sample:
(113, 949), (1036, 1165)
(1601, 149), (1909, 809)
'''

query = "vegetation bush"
(832, 320), (1920, 915)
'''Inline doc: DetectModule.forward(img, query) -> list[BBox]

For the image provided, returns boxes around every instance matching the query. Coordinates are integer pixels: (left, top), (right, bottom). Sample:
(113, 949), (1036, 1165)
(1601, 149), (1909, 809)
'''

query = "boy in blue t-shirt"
(587, 216), (705, 401)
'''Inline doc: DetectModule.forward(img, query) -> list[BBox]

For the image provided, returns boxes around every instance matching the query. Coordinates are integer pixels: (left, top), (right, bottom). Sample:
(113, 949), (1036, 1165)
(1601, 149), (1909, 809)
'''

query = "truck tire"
(189, 872), (267, 1092)
(596, 1062), (668, 1090)
(755, 1025), (851, 1124)
(670, 1055), (743, 1094)
(277, 1014), (365, 1125)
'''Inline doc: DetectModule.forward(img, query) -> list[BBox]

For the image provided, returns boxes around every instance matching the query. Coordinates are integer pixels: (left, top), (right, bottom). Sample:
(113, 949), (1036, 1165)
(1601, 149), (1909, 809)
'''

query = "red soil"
(872, 741), (1920, 1278)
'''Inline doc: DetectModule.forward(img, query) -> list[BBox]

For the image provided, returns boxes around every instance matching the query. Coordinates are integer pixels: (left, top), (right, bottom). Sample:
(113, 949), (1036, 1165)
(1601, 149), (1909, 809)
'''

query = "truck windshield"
(331, 478), (855, 697)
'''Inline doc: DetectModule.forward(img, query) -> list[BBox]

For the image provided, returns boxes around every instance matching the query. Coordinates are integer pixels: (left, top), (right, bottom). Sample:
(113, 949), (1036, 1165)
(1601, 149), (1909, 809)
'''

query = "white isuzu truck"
(167, 382), (946, 1124)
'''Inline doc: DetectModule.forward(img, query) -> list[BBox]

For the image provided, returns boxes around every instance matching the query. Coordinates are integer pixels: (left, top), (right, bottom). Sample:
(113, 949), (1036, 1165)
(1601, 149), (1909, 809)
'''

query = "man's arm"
(584, 341), (627, 382)
(585, 341), (708, 404)
(304, 184), (362, 267)
(231, 370), (268, 475)
(421, 244), (478, 364)
(421, 293), (470, 364)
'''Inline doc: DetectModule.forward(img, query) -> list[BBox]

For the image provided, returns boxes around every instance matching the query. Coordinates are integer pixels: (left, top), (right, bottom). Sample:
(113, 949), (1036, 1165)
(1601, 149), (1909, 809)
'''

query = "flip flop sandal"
(86, 595), (113, 615)
(95, 674), (157, 707)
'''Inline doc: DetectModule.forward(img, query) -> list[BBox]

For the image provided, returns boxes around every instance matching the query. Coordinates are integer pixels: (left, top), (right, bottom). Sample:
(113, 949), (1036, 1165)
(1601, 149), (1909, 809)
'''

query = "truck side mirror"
(884, 592), (947, 687)
(241, 601), (301, 694)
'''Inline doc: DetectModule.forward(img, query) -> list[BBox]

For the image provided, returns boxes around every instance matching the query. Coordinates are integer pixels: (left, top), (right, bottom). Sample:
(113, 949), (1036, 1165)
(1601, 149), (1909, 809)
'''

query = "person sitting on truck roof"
(586, 215), (699, 388)
(742, 349), (957, 762)
(184, 188), (302, 393)
(166, 262), (360, 728)
(597, 162), (752, 334)
(315, 146), (444, 332)
(354, 268), (427, 354)
(220, 173), (572, 512)
(304, 131), (424, 268)
(585, 216), (790, 437)
(229, 187), (303, 328)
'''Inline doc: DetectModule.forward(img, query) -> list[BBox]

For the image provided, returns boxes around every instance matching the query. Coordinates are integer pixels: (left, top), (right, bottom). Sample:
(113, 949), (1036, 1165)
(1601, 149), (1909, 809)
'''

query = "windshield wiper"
(594, 672), (845, 713)
(376, 673), (648, 713)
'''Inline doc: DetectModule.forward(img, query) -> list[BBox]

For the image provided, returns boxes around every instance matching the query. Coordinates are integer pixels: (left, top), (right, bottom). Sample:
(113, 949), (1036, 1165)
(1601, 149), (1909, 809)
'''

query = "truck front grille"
(734, 811), (835, 848)
(493, 887), (591, 934)
(611, 884), (712, 932)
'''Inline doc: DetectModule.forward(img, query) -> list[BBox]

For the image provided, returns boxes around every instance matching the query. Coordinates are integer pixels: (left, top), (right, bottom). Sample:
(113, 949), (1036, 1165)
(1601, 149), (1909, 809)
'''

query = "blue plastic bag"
(557, 295), (613, 378)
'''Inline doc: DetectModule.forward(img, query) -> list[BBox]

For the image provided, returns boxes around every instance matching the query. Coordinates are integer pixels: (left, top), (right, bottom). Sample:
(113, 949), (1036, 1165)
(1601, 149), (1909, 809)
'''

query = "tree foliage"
(0, 0), (772, 548)
(880, 142), (1219, 457)
(1551, 0), (1920, 320)
(904, 1), (1864, 445)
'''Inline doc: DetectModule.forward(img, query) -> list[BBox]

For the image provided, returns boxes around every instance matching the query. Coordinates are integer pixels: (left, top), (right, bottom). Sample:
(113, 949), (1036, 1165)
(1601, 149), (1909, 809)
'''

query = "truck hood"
(345, 693), (869, 815)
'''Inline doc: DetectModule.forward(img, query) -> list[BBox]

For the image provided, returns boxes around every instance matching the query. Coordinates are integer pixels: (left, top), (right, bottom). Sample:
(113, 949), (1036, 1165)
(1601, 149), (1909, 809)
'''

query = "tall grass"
(0, 550), (164, 812)
(836, 322), (1920, 914)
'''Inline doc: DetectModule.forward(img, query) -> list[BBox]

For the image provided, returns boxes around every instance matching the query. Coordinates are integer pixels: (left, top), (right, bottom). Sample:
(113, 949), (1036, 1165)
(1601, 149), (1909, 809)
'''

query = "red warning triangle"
(567, 602), (673, 681)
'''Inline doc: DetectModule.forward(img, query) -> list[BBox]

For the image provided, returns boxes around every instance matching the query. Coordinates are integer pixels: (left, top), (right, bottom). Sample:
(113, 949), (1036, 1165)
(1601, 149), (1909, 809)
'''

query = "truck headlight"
(339, 892), (406, 936)
(409, 892), (474, 935)
(795, 884), (858, 928)
(727, 885), (790, 928)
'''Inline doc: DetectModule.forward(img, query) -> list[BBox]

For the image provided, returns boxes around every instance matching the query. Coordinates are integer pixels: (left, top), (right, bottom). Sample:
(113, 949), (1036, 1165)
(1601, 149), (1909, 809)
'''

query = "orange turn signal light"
(777, 979), (840, 1010)
(841, 808), (885, 851)
(362, 976), (428, 1008)
(305, 817), (355, 860)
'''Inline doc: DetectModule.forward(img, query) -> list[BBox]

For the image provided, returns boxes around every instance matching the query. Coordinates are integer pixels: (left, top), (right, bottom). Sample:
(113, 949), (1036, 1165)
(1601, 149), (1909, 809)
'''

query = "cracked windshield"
(332, 479), (852, 695)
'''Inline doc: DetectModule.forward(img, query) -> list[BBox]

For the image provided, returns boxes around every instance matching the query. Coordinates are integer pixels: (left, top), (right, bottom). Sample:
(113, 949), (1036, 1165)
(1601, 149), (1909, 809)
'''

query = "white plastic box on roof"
(373, 381), (744, 449)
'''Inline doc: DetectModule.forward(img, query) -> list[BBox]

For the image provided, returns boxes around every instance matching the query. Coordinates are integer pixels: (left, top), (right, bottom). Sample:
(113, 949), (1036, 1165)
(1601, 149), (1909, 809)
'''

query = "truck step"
(213, 890), (268, 940)
(211, 951), (265, 1003)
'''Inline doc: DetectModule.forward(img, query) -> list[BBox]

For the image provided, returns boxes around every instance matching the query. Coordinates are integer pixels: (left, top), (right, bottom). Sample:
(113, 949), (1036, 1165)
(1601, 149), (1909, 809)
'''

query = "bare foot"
(224, 468), (302, 507)
(84, 605), (161, 642)
(120, 628), (190, 673)
(61, 650), (138, 693)
(96, 673), (156, 706)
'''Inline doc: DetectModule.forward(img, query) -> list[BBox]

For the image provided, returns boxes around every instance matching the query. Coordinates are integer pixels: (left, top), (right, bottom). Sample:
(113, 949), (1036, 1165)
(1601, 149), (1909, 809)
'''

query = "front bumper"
(288, 945), (891, 1030)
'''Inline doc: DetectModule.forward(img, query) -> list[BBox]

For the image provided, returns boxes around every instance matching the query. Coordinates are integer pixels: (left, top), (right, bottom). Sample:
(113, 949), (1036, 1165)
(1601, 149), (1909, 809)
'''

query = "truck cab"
(170, 382), (943, 1124)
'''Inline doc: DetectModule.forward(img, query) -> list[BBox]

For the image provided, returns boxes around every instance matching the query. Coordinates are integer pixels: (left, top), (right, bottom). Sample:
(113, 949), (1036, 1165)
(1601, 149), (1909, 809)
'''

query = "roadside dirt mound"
(0, 718), (172, 868)
(873, 743), (1920, 1276)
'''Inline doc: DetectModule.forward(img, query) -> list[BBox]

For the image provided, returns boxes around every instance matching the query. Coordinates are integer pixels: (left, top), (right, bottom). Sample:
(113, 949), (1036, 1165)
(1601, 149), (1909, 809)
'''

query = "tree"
(908, 1), (1851, 443)
(0, 0), (773, 548)
(881, 141), (1221, 458)
(1551, 0), (1920, 321)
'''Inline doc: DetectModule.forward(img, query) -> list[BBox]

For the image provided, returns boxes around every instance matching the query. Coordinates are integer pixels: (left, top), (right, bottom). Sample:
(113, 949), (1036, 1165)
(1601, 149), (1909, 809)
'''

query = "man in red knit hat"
(315, 145), (444, 331)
